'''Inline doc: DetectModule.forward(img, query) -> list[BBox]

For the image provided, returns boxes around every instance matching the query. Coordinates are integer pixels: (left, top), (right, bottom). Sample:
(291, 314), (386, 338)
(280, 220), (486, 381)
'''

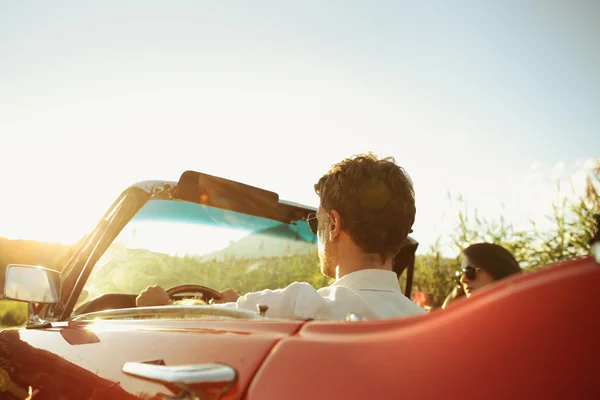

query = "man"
(137, 153), (425, 320)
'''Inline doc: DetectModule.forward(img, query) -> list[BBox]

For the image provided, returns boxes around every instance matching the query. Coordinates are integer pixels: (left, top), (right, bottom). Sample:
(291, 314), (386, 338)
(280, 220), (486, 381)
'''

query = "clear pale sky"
(1, 0), (598, 255)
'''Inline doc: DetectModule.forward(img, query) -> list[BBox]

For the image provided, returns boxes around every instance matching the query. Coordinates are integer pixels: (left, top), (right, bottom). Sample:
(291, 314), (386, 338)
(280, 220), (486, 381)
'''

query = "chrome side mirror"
(4, 264), (61, 303)
(3, 264), (61, 328)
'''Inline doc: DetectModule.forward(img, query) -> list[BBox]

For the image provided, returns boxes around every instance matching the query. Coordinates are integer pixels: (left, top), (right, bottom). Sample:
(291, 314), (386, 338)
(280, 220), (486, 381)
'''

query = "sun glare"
(116, 221), (249, 257)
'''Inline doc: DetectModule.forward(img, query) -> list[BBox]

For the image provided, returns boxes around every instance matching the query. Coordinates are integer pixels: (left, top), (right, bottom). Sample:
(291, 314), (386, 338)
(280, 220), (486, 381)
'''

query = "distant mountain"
(200, 224), (316, 261)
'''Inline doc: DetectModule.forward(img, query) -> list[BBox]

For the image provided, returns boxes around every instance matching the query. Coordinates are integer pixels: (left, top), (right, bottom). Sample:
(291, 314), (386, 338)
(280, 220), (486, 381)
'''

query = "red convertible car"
(1, 170), (599, 400)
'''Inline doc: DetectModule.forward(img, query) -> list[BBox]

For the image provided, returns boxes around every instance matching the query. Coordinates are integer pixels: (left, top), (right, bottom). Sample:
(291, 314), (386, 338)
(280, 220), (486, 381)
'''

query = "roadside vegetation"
(1, 159), (597, 326)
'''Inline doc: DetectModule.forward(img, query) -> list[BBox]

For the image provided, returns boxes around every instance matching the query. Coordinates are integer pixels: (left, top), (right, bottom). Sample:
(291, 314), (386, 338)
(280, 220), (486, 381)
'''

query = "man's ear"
(329, 210), (342, 240)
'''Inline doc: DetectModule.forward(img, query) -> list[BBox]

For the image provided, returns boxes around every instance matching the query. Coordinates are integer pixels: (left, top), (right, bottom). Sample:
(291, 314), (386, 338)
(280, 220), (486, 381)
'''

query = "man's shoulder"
(288, 281), (322, 295)
(269, 280), (319, 290)
(397, 295), (427, 315)
(246, 281), (319, 298)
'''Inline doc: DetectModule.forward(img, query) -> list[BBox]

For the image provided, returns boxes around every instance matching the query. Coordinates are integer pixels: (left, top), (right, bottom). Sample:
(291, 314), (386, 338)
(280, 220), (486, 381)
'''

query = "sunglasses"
(306, 212), (327, 235)
(461, 265), (480, 281)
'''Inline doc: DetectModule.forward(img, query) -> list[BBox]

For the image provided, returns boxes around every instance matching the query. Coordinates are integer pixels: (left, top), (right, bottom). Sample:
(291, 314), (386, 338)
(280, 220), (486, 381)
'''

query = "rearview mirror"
(3, 264), (61, 304)
(174, 170), (282, 220)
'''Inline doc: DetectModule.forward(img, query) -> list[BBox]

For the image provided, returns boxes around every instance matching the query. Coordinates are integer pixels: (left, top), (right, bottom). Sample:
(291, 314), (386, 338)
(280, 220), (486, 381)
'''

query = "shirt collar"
(331, 269), (401, 292)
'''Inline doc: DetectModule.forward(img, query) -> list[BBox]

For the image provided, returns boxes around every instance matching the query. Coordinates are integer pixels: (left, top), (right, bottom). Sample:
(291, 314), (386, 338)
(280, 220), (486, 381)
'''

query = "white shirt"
(214, 269), (426, 320)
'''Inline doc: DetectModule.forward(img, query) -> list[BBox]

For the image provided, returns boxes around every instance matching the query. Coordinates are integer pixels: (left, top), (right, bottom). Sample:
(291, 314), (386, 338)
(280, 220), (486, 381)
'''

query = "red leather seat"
(247, 257), (600, 399)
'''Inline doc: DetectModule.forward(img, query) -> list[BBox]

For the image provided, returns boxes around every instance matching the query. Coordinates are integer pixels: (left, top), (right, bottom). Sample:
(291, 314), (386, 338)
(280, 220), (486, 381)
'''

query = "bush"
(407, 159), (599, 307)
(0, 301), (27, 327)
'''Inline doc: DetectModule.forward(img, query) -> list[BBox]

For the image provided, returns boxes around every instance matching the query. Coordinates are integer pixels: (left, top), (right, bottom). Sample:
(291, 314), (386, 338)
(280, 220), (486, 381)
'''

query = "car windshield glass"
(74, 199), (326, 311)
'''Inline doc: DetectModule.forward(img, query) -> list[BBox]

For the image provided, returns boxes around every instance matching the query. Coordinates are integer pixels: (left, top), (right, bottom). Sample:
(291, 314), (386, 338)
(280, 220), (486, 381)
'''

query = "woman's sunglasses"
(461, 266), (480, 281)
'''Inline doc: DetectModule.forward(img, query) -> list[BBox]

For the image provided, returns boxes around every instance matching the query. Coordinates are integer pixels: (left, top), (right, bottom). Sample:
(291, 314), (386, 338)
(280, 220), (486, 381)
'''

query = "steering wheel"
(165, 284), (224, 302)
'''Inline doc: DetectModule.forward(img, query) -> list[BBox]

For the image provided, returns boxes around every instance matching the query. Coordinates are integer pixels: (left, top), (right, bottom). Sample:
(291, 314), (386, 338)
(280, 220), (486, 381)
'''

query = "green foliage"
(414, 159), (600, 307)
(400, 237), (460, 306)
(81, 250), (332, 304)
(446, 194), (536, 268)
(1, 159), (598, 321)
(0, 301), (27, 327)
(528, 164), (600, 266)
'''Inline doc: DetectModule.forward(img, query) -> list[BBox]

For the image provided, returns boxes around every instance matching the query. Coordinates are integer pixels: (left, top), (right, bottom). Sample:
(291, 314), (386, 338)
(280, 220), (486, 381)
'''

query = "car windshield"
(74, 199), (327, 311)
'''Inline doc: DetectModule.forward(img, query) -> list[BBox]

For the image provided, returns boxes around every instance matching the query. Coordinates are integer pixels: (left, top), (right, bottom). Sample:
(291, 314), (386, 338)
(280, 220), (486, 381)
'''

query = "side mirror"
(4, 264), (61, 304)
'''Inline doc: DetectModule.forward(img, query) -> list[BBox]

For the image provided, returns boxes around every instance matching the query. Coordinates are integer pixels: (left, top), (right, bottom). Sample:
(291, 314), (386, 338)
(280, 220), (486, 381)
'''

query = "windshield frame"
(53, 187), (152, 320)
(74, 198), (318, 307)
(43, 179), (316, 322)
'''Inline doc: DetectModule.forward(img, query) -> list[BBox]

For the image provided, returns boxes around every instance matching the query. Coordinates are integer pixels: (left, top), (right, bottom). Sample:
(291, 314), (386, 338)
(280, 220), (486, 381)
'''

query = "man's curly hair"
(314, 153), (416, 261)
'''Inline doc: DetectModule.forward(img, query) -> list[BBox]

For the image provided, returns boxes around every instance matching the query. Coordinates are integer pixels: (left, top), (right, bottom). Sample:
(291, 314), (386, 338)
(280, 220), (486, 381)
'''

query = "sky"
(1, 0), (599, 256)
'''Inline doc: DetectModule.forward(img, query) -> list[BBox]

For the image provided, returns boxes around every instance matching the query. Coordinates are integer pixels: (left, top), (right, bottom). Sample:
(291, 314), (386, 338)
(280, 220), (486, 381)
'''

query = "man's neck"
(335, 254), (393, 280)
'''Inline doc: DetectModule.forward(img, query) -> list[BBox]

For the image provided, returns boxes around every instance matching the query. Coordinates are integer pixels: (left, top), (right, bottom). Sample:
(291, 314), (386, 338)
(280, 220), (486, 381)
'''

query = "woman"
(459, 242), (522, 297)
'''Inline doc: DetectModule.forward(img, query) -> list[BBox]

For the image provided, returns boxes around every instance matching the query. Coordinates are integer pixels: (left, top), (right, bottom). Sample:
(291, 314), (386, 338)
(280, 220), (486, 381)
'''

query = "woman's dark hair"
(463, 243), (522, 281)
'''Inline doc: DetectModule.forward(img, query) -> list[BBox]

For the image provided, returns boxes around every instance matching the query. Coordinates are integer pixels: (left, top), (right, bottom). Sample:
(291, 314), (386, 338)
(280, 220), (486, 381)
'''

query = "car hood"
(0, 318), (304, 399)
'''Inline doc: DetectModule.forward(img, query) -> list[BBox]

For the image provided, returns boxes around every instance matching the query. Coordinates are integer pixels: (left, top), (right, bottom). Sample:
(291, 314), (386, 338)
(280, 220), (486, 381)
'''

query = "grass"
(0, 300), (27, 328)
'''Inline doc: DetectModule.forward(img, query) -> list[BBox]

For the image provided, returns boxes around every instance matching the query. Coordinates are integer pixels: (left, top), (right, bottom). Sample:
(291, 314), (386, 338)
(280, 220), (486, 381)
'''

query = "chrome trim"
(27, 303), (49, 326)
(69, 305), (267, 321)
(3, 264), (60, 328)
(3, 264), (62, 304)
(346, 313), (363, 321)
(122, 362), (236, 385)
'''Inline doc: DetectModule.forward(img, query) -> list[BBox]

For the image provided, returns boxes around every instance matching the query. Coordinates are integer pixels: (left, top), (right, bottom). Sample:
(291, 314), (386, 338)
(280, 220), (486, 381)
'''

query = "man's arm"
(213, 282), (334, 320)
(211, 288), (241, 303)
(136, 285), (172, 307)
(135, 282), (328, 320)
(136, 286), (241, 307)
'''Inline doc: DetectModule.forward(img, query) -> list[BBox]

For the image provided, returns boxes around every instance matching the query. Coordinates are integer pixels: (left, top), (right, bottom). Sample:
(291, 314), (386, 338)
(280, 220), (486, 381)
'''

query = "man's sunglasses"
(306, 212), (326, 235)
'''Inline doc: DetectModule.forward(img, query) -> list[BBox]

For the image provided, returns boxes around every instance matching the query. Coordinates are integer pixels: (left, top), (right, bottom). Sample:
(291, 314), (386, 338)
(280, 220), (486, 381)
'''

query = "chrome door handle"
(122, 361), (237, 399)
